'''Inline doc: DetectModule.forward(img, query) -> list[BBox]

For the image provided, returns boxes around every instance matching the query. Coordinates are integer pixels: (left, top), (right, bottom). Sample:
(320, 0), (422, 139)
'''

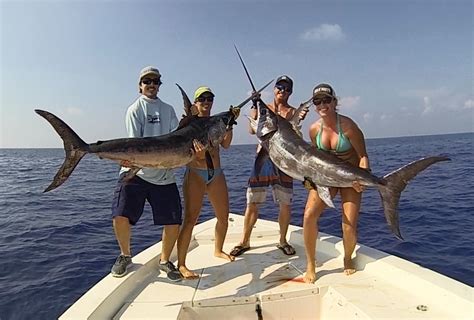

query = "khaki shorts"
(246, 184), (292, 205)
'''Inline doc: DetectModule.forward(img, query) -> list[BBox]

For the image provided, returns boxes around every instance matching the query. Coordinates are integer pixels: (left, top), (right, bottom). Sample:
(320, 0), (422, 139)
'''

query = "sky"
(1, 0), (472, 148)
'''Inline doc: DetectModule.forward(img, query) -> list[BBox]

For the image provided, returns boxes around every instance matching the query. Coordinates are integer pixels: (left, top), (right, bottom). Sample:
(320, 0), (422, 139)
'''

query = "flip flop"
(277, 243), (296, 256)
(230, 245), (250, 257)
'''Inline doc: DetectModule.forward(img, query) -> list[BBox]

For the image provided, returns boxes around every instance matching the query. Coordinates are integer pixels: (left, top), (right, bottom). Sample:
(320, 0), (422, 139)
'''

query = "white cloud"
(66, 107), (84, 116)
(300, 24), (346, 41)
(400, 106), (414, 116)
(340, 96), (360, 109)
(380, 114), (393, 121)
(401, 87), (471, 114)
(422, 96), (433, 115)
(363, 113), (373, 123)
(464, 99), (474, 109)
(401, 87), (450, 99)
(253, 50), (272, 57)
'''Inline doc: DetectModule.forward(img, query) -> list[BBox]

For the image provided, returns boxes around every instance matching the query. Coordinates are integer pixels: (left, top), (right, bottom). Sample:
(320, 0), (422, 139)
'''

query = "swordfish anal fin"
(316, 185), (335, 208)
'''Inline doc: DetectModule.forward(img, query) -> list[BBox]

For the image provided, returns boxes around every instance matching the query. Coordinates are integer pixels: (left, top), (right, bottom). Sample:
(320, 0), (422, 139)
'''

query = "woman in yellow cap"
(176, 86), (235, 279)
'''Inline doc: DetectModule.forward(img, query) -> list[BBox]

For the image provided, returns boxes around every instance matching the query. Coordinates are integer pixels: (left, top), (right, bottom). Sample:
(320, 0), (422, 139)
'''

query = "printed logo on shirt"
(147, 112), (160, 123)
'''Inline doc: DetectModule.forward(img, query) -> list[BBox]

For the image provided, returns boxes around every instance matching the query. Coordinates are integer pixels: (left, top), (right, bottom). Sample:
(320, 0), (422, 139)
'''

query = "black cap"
(313, 83), (336, 98)
(275, 75), (293, 92)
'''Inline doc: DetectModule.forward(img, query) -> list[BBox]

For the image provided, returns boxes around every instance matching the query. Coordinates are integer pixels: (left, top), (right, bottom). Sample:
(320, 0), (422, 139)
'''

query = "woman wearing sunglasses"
(176, 86), (235, 279)
(303, 83), (370, 284)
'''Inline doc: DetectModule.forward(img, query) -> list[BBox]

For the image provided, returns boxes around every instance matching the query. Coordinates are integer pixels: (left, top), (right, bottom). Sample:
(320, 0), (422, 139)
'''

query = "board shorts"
(246, 157), (293, 205)
(111, 174), (182, 226)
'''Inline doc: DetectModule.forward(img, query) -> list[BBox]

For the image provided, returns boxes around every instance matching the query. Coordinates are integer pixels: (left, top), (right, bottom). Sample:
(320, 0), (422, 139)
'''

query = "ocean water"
(0, 132), (473, 319)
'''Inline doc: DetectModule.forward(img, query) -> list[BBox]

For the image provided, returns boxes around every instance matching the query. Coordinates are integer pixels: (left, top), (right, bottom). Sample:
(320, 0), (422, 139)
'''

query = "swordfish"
(248, 104), (450, 239)
(35, 80), (272, 193)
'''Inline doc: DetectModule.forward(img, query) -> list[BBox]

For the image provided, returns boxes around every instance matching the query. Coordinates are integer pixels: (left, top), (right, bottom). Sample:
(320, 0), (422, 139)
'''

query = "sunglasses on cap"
(196, 96), (214, 103)
(141, 78), (162, 86)
(275, 84), (291, 92)
(313, 97), (333, 106)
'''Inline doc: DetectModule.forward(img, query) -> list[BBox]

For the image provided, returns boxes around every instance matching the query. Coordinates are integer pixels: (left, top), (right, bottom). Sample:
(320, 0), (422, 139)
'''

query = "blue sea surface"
(0, 132), (473, 319)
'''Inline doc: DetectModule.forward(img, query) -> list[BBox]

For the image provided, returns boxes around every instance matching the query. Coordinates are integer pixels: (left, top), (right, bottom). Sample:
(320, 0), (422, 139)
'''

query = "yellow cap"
(194, 86), (214, 101)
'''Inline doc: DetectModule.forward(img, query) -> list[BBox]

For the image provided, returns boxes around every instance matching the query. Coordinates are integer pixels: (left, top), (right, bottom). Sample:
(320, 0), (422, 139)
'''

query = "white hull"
(60, 214), (473, 319)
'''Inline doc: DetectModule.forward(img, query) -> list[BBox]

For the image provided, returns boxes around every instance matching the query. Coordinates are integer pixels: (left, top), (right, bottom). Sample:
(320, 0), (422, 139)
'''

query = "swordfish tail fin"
(377, 156), (451, 240)
(35, 109), (89, 192)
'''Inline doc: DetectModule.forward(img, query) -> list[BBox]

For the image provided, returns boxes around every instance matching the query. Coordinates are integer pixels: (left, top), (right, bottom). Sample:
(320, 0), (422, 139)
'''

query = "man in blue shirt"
(110, 66), (182, 281)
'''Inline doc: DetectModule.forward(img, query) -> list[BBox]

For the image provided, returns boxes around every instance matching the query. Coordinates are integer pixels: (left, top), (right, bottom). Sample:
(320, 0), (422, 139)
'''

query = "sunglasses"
(275, 84), (291, 92)
(313, 97), (333, 106)
(196, 96), (214, 103)
(141, 78), (162, 86)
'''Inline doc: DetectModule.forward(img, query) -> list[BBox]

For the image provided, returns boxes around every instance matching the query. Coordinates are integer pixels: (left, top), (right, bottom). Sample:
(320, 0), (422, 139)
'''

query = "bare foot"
(304, 270), (316, 284)
(178, 265), (199, 279)
(304, 262), (316, 283)
(215, 251), (235, 262)
(344, 258), (356, 275)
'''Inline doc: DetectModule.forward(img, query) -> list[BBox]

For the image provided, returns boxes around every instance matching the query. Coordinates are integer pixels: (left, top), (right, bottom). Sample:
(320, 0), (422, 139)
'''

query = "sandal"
(230, 245), (251, 257)
(277, 243), (296, 256)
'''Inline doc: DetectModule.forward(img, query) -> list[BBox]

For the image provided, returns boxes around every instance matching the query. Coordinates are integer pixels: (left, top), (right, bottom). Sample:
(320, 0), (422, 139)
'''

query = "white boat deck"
(60, 214), (473, 319)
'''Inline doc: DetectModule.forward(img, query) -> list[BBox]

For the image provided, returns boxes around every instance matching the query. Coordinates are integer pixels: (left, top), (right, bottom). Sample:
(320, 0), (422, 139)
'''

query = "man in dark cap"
(231, 75), (308, 257)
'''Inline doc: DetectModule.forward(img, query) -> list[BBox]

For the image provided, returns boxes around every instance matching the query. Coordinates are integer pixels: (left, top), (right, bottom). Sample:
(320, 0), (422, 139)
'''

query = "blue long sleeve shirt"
(119, 95), (179, 185)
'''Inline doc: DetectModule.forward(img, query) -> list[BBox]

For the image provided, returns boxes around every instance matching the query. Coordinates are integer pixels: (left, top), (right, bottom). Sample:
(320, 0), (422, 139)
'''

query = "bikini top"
(315, 113), (352, 153)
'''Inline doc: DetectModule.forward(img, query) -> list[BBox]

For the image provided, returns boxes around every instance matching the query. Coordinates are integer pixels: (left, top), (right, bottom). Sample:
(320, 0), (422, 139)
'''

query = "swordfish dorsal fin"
(289, 102), (310, 125)
(175, 83), (197, 117)
(246, 115), (257, 132)
(176, 83), (199, 130)
(288, 98), (312, 135)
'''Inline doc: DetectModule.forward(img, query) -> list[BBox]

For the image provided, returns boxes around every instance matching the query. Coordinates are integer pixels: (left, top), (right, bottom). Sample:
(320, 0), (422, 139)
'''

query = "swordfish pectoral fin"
(205, 151), (215, 181)
(121, 167), (141, 181)
(253, 148), (269, 180)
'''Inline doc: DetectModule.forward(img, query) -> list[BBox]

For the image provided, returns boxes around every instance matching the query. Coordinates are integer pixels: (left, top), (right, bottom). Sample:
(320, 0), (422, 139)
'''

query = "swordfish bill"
(35, 80), (272, 193)
(247, 113), (450, 240)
